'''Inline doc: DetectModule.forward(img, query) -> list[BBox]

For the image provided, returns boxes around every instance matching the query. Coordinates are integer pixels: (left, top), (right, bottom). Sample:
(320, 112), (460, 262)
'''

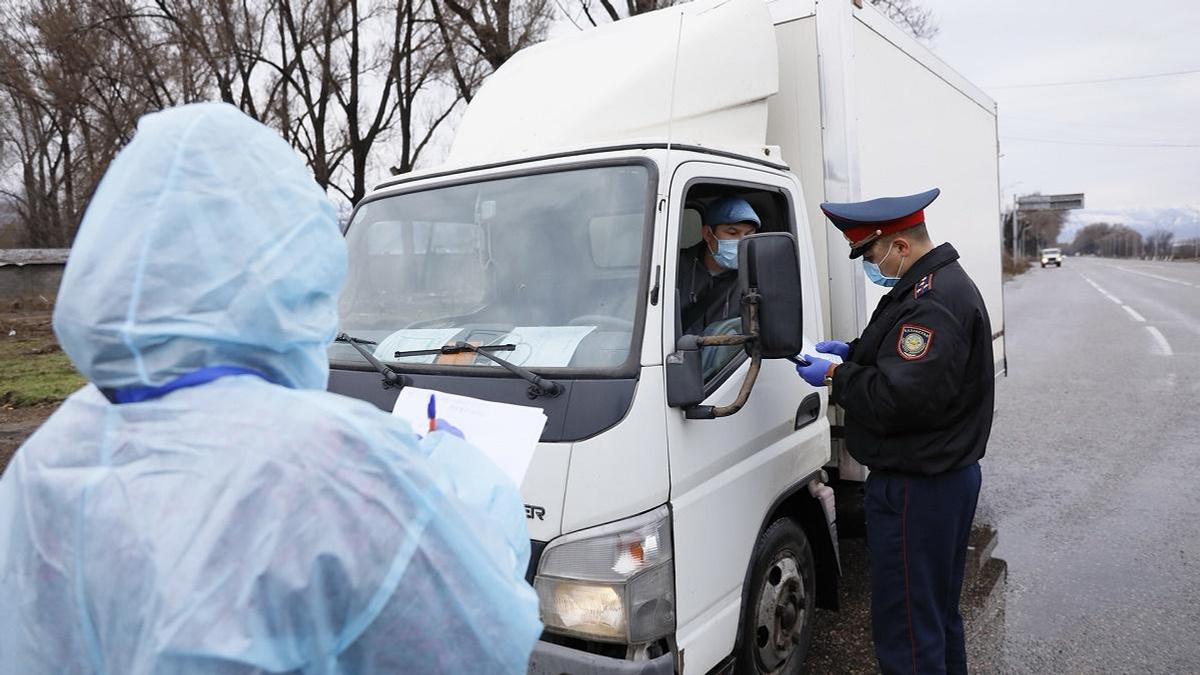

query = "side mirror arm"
(684, 294), (763, 419)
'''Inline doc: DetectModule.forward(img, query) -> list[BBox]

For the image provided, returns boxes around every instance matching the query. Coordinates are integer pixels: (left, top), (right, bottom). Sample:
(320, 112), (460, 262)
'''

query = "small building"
(0, 249), (70, 307)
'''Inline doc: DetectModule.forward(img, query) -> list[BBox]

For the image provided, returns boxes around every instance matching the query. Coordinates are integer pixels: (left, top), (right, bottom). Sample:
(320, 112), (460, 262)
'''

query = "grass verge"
(0, 333), (84, 408)
(1003, 254), (1032, 280)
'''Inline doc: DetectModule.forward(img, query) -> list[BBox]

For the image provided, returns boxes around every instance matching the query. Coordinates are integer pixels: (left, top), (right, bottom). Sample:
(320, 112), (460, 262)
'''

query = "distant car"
(1041, 248), (1063, 268)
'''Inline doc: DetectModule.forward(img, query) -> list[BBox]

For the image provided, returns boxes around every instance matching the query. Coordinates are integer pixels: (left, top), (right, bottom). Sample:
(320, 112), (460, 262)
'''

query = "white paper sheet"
(497, 326), (597, 367)
(392, 386), (546, 487)
(373, 328), (462, 364)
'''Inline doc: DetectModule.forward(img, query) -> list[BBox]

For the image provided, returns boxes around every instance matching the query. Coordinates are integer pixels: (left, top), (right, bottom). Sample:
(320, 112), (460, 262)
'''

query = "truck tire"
(735, 518), (816, 675)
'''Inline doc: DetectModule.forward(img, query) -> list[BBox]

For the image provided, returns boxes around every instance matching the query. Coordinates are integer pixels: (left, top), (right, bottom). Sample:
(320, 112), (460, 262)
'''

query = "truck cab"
(329, 144), (838, 674)
(328, 0), (1005, 672)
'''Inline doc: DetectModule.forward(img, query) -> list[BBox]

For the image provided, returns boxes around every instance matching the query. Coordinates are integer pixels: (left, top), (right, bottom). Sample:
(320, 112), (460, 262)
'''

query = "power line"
(988, 67), (1200, 89)
(1002, 136), (1200, 148)
(1004, 113), (1194, 136)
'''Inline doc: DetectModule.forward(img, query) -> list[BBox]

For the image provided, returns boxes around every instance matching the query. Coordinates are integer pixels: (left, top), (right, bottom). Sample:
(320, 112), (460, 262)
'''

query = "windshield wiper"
(395, 342), (563, 398)
(335, 333), (408, 389)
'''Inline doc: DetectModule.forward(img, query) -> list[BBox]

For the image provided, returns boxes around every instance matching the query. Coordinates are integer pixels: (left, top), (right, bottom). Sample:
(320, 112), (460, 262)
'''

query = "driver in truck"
(677, 195), (761, 336)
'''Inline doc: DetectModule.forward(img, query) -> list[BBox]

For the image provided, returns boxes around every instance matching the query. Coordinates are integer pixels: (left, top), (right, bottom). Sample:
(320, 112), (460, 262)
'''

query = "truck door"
(663, 160), (830, 670)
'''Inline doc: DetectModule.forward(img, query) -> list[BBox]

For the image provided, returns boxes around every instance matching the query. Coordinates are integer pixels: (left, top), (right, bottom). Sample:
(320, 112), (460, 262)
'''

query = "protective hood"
(53, 102), (346, 390)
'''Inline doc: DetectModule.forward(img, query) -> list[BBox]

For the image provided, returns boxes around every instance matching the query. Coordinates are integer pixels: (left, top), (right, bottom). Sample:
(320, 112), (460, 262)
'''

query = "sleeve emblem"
(898, 324), (934, 360)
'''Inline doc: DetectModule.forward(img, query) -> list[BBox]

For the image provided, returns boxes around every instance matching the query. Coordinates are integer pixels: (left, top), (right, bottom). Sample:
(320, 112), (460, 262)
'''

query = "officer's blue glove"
(815, 340), (850, 361)
(795, 355), (834, 387)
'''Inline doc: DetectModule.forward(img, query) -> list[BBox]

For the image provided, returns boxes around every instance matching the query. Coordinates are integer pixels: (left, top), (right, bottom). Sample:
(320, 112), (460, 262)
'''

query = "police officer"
(794, 188), (993, 675)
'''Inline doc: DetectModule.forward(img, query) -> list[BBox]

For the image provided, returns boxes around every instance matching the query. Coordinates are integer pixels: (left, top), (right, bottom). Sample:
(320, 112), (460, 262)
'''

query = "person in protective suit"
(0, 103), (541, 674)
(794, 189), (993, 675)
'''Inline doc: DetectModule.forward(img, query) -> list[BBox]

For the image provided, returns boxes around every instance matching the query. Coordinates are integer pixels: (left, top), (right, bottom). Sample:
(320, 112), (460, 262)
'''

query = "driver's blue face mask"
(863, 242), (905, 287)
(709, 238), (740, 270)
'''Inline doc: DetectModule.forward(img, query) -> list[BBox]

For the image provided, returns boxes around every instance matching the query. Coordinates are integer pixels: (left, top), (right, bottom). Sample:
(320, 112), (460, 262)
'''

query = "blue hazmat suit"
(0, 102), (541, 674)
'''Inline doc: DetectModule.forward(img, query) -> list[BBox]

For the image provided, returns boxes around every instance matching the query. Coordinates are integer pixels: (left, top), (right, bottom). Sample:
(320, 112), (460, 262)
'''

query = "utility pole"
(1010, 199), (1019, 262)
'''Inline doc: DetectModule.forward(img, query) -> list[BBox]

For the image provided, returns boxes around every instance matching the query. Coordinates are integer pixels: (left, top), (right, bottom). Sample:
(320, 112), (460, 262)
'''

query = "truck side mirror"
(739, 233), (803, 358)
(665, 335), (705, 408)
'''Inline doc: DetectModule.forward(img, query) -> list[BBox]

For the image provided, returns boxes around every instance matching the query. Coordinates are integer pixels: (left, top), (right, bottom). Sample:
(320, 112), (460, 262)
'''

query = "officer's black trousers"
(865, 463), (981, 675)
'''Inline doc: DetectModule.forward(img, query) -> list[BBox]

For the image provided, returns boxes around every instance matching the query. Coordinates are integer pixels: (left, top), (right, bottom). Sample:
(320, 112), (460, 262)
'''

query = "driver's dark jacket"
(677, 242), (740, 336)
(830, 243), (994, 476)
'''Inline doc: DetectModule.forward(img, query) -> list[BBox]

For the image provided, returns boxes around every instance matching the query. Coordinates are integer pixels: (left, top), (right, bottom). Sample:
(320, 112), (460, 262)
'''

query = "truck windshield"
(330, 164), (652, 373)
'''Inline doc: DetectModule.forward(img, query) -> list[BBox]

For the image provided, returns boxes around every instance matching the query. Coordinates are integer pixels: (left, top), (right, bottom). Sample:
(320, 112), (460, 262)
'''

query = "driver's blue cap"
(703, 197), (761, 229)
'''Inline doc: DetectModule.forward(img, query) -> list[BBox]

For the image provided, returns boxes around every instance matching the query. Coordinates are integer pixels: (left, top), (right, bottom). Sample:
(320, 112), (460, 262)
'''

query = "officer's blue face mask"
(708, 237), (740, 270)
(863, 242), (906, 287)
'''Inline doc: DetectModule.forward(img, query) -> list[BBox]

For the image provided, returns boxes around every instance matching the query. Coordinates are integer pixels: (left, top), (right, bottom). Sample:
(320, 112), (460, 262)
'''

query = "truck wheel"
(736, 518), (816, 675)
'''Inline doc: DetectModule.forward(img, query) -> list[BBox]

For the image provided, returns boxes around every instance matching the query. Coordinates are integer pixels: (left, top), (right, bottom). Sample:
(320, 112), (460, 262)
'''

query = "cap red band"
(841, 210), (925, 244)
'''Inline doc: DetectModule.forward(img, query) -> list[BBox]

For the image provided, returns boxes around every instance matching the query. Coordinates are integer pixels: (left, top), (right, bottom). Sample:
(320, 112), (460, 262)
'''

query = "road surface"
(807, 257), (1200, 673)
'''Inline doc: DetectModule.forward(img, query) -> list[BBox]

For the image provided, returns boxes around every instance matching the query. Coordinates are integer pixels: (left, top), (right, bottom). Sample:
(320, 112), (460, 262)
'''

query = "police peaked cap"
(821, 188), (940, 259)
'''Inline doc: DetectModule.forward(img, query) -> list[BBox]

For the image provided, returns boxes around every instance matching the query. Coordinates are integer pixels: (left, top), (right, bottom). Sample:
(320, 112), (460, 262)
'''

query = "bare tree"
(561, 0), (935, 40)
(432, 0), (552, 102)
(1071, 222), (1113, 256)
(151, 0), (461, 200)
(1145, 229), (1174, 260)
(568, 0), (675, 27)
(870, 0), (937, 42)
(1006, 207), (1065, 258)
(0, 0), (472, 246)
(0, 0), (218, 246)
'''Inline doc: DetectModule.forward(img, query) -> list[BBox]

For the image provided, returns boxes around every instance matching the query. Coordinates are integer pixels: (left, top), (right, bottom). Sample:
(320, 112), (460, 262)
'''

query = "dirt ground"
(0, 307), (75, 474)
(0, 405), (56, 473)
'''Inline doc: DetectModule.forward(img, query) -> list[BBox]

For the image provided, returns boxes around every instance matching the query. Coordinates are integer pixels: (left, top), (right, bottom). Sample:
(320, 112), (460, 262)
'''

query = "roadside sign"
(1018, 193), (1085, 210)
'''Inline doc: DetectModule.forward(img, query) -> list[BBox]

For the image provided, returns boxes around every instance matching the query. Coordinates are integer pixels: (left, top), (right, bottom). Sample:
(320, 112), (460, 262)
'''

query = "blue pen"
(427, 394), (437, 433)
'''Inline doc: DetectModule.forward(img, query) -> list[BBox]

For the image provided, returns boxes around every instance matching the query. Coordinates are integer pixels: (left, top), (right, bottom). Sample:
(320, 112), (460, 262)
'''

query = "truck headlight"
(534, 505), (675, 643)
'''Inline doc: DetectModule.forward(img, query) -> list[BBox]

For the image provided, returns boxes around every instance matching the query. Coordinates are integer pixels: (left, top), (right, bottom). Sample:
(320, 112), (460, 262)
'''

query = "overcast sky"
(918, 0), (1200, 216)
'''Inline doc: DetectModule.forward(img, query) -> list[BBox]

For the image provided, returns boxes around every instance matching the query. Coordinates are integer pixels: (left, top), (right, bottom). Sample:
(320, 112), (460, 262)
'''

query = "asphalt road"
(806, 257), (1200, 673)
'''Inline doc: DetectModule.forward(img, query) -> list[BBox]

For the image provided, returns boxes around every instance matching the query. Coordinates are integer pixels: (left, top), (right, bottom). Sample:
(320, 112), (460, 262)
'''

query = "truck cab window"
(676, 185), (787, 382)
(333, 164), (653, 373)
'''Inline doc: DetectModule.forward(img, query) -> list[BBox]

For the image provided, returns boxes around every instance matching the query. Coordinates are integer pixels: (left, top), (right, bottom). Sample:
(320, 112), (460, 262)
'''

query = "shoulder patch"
(914, 273), (935, 299)
(897, 324), (934, 360)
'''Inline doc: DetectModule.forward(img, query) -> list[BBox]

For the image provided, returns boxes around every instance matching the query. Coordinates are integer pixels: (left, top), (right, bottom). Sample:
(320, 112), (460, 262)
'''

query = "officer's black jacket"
(830, 243), (994, 475)
(676, 242), (740, 336)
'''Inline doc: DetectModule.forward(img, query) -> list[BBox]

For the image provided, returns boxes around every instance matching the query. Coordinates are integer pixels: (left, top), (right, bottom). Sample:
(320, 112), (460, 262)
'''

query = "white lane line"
(1081, 273), (1155, 326)
(1121, 305), (1147, 322)
(1146, 326), (1174, 356)
(1116, 266), (1199, 288)
(1079, 274), (1123, 305)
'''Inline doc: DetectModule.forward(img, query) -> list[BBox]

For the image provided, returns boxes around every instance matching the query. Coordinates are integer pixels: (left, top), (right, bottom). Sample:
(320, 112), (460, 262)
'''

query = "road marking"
(1146, 326), (1174, 356)
(1121, 305), (1147, 322)
(1079, 274), (1123, 305)
(1116, 266), (1198, 288)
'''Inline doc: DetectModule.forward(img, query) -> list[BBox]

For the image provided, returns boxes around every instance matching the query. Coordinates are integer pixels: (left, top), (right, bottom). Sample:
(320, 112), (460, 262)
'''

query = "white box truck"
(328, 0), (1006, 672)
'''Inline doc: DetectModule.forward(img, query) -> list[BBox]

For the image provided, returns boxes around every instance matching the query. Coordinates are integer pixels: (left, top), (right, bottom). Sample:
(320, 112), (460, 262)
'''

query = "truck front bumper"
(528, 640), (675, 675)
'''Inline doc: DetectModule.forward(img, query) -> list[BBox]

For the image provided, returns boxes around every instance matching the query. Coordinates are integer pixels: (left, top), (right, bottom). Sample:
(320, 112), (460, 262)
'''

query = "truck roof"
(442, 0), (779, 170)
(373, 141), (787, 193)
